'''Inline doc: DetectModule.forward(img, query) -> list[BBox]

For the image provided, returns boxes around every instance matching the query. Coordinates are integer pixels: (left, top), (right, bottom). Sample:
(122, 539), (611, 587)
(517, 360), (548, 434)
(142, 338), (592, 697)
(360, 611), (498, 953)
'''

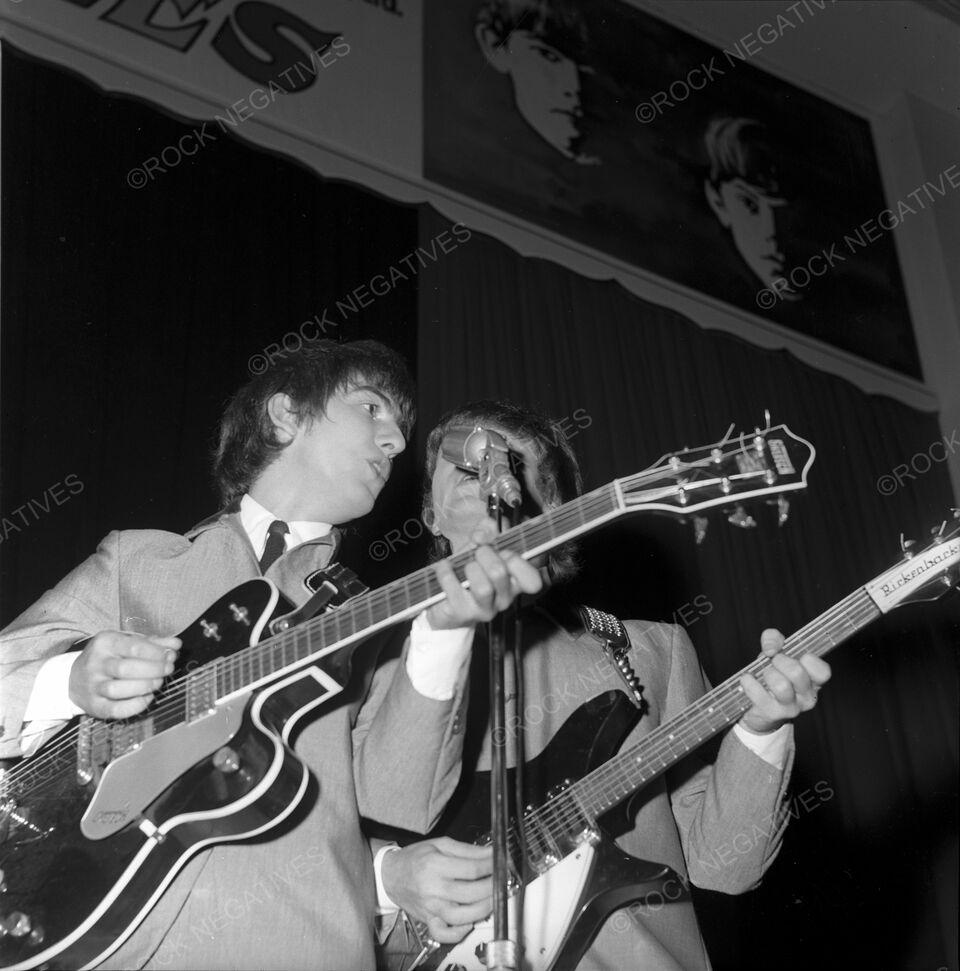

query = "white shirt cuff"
(20, 652), (85, 756)
(23, 652), (85, 722)
(733, 722), (792, 770)
(405, 610), (474, 701)
(373, 843), (402, 914)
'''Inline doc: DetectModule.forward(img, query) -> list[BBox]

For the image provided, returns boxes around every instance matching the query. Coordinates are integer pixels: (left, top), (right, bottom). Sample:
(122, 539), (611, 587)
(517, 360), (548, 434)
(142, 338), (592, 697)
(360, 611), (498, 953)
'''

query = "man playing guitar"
(0, 343), (542, 970)
(375, 400), (830, 971)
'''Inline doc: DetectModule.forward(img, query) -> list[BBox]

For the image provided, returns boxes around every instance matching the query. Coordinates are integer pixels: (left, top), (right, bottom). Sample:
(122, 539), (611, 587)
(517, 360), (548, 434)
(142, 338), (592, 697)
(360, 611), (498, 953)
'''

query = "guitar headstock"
(865, 513), (960, 613)
(616, 416), (815, 537)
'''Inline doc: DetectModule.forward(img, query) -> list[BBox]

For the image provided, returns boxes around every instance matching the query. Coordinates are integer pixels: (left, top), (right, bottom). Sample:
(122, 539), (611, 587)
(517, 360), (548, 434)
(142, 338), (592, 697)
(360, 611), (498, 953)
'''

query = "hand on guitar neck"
(738, 628), (832, 735)
(426, 517), (544, 631)
(427, 534), (543, 631)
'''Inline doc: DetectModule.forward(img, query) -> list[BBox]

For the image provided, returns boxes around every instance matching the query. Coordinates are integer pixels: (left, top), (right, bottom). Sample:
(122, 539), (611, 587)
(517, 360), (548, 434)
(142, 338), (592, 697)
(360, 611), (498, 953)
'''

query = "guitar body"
(384, 691), (681, 971)
(0, 579), (359, 971)
(432, 839), (676, 971)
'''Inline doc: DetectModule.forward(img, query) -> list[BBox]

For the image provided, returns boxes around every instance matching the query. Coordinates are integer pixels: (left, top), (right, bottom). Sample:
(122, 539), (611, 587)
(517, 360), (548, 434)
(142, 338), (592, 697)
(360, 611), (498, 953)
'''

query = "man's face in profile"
(706, 177), (795, 296)
(477, 23), (596, 164)
(504, 31), (583, 158)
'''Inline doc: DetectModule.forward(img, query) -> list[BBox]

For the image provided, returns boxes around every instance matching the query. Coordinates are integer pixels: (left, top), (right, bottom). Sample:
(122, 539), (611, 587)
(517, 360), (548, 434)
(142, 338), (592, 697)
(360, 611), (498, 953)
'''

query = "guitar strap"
(579, 606), (647, 712)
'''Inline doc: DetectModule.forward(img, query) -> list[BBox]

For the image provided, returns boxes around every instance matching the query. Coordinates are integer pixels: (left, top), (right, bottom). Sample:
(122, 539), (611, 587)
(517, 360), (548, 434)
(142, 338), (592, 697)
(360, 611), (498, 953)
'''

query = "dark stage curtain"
(417, 208), (958, 970)
(0, 44), (420, 624)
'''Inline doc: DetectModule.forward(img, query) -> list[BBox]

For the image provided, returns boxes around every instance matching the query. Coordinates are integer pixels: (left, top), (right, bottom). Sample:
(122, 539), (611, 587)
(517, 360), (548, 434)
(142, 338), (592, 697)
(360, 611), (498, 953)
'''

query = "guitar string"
(207, 447), (778, 696)
(6, 440), (766, 787)
(436, 594), (878, 863)
(2, 485), (620, 793)
(0, 492), (848, 802)
(3, 575), (871, 822)
(178, 440), (779, 712)
(518, 595), (878, 845)
(524, 596), (876, 841)
(3, 442), (800, 796)
(0, 511), (866, 806)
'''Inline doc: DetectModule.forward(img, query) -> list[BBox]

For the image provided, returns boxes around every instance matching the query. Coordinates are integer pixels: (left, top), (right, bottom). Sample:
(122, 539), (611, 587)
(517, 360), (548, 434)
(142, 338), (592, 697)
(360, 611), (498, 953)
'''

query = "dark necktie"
(258, 519), (289, 573)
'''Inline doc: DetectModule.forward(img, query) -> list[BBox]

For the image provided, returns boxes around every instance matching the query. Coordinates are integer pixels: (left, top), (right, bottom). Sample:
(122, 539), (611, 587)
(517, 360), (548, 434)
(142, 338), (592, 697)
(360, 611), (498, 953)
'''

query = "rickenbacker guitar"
(0, 421), (814, 970)
(388, 517), (960, 971)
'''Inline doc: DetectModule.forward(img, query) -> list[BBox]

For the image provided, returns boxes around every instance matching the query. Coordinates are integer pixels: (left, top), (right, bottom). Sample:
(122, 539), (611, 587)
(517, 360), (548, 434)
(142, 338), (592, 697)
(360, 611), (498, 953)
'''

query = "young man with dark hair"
(0, 344), (542, 969)
(474, 0), (598, 165)
(376, 400), (830, 970)
(703, 115), (797, 297)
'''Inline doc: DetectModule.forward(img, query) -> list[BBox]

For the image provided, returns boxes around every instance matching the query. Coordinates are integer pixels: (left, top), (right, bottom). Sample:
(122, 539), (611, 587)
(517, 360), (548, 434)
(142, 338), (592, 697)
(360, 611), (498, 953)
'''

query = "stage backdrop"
(0, 0), (928, 398)
(0, 39), (956, 971)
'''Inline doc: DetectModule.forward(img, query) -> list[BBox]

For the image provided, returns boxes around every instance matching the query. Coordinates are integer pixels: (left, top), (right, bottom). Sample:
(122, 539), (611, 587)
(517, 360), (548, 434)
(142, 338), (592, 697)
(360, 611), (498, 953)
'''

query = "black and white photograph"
(0, 2), (956, 971)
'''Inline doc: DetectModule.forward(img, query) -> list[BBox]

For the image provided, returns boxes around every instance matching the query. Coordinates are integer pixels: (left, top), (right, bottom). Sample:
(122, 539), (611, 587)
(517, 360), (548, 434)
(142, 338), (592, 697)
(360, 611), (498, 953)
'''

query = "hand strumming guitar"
(380, 837), (493, 945)
(68, 630), (182, 719)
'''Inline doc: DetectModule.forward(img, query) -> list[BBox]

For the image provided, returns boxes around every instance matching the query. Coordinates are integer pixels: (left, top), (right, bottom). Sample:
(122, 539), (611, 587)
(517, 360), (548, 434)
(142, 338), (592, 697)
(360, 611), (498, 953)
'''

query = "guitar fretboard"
(211, 483), (623, 701)
(518, 587), (881, 863)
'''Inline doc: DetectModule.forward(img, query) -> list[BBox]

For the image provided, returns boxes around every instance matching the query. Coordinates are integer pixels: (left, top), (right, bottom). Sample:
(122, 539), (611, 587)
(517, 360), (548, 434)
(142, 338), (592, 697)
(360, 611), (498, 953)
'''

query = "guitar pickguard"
(442, 846), (597, 971)
(81, 699), (246, 840)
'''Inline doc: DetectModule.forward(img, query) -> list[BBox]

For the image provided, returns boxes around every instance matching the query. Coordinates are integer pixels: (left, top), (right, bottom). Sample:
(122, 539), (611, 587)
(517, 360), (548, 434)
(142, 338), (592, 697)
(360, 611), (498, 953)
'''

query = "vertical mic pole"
(481, 453), (520, 971)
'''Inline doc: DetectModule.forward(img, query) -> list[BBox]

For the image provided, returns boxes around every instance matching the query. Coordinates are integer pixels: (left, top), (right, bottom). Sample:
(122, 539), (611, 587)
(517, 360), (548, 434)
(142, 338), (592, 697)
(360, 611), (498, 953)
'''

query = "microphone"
(440, 425), (522, 509)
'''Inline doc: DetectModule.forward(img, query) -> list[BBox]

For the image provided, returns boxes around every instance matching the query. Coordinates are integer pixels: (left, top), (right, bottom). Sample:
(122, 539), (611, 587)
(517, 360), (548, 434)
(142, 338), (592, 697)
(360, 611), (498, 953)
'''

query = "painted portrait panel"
(424, 0), (920, 377)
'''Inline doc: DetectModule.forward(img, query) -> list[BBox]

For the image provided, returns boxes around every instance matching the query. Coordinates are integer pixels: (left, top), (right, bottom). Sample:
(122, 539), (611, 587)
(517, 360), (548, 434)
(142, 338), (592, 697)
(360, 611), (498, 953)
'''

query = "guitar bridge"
(573, 825), (601, 847)
(76, 716), (106, 785)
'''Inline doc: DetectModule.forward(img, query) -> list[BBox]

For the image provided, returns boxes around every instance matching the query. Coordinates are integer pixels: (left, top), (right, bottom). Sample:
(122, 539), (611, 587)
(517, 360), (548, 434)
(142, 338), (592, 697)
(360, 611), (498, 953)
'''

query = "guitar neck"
(212, 484), (624, 700)
(533, 585), (880, 837)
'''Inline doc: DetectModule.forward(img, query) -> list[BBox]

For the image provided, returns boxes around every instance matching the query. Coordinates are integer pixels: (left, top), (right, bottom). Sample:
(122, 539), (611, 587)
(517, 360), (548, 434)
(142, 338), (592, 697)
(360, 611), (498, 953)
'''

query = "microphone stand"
(479, 453), (521, 971)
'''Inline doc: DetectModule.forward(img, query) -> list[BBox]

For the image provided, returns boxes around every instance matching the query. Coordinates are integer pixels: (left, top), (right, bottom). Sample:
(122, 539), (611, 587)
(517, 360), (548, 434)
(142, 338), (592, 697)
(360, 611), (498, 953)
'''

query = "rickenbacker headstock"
(616, 415), (815, 541)
(864, 513), (960, 613)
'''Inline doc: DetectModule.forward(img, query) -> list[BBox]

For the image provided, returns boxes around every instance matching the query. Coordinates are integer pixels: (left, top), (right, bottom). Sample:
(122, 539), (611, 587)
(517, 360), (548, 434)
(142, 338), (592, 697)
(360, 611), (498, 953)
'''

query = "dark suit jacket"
(0, 512), (468, 970)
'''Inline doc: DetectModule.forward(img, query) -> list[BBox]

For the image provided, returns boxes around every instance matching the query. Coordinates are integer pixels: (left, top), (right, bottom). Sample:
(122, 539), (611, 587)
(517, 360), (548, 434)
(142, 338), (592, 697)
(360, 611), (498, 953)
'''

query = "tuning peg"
(693, 515), (708, 545)
(762, 408), (772, 431)
(900, 535), (916, 558)
(727, 505), (757, 529)
(0, 911), (31, 938)
(769, 495), (790, 526)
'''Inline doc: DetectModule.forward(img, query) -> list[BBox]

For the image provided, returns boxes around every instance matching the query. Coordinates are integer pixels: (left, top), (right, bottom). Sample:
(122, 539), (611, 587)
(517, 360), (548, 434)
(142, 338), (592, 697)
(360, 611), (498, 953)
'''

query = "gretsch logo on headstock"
(865, 538), (960, 608)
(766, 439), (796, 475)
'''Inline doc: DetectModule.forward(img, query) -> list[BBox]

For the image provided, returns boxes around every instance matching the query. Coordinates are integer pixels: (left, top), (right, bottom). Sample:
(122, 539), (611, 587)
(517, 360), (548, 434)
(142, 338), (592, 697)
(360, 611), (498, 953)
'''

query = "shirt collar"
(239, 493), (332, 558)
